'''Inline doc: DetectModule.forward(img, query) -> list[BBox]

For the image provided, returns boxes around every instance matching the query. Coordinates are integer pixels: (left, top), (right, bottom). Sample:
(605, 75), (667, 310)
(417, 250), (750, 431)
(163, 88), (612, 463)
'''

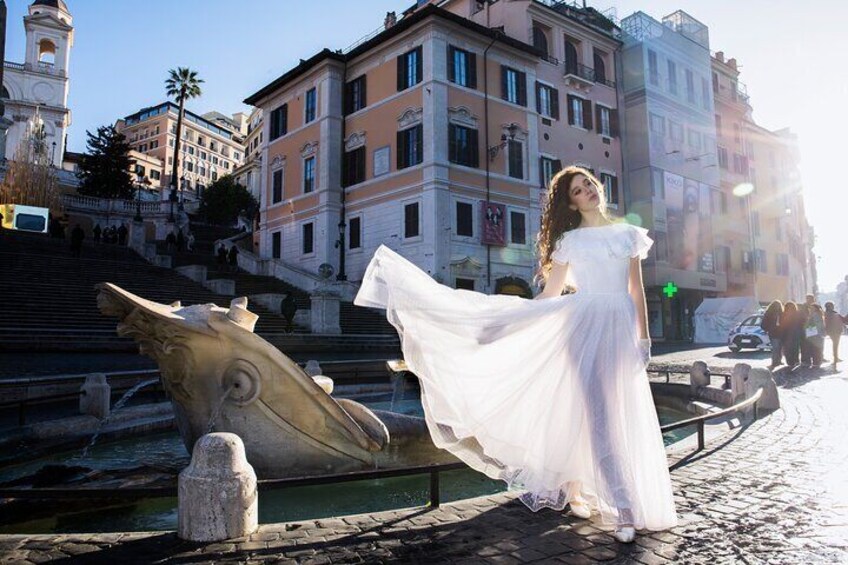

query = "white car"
(727, 315), (772, 352)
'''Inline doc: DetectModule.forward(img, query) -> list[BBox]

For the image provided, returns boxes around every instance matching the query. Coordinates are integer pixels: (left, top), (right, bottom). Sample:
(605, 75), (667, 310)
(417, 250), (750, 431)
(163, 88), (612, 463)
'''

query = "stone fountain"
(95, 283), (455, 478)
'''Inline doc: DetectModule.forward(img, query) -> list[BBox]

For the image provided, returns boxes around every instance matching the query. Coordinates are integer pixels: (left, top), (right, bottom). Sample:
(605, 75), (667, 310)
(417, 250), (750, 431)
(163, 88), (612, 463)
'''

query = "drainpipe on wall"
(483, 33), (499, 291)
(337, 57), (348, 281)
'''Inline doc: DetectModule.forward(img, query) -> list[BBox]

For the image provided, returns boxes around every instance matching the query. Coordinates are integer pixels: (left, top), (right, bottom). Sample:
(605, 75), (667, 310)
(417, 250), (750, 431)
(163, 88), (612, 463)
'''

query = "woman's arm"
(534, 261), (569, 300)
(628, 257), (650, 340)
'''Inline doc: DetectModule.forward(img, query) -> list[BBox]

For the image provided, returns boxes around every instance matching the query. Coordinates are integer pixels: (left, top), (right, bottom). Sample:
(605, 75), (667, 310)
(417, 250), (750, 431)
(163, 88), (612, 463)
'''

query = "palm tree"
(165, 67), (204, 204)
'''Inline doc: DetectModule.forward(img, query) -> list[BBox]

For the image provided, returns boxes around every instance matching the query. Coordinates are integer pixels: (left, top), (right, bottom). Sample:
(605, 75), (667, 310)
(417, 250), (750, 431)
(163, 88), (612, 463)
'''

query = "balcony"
(3, 60), (67, 78)
(563, 63), (615, 91)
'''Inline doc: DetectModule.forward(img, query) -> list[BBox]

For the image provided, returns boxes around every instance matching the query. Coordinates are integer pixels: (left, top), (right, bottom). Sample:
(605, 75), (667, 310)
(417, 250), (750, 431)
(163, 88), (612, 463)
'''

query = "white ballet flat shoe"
(569, 500), (591, 519)
(613, 525), (636, 543)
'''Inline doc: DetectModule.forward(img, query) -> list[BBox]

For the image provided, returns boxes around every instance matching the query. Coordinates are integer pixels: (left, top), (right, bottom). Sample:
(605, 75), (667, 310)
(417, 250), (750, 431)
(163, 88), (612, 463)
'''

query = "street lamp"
(335, 219), (347, 281)
(134, 173), (144, 222)
(168, 181), (177, 223)
(487, 123), (519, 161)
(179, 174), (186, 210)
(51, 141), (56, 166)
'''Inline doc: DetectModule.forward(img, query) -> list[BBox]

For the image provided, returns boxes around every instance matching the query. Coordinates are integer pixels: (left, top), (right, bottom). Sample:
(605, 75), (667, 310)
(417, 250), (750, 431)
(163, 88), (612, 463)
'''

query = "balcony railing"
(563, 62), (616, 88)
(3, 60), (67, 78)
(62, 194), (172, 216)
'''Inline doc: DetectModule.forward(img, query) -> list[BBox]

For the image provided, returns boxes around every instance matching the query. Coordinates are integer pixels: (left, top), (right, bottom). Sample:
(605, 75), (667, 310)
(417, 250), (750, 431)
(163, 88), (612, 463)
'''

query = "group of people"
(92, 223), (128, 246)
(216, 243), (239, 273)
(761, 294), (848, 369)
(165, 229), (195, 253)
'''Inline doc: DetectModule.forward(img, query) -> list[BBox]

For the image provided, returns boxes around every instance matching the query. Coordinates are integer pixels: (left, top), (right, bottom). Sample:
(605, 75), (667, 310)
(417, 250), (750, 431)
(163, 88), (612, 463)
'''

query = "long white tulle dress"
(354, 222), (678, 531)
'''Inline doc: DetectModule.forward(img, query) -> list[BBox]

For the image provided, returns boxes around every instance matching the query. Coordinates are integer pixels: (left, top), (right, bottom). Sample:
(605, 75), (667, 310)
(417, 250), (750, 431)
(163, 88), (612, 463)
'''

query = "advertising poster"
(481, 201), (506, 246)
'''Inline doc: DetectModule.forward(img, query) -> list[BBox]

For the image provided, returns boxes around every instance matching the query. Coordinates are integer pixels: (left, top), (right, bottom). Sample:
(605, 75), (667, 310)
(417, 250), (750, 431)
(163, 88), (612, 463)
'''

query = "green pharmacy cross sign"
(663, 282), (679, 298)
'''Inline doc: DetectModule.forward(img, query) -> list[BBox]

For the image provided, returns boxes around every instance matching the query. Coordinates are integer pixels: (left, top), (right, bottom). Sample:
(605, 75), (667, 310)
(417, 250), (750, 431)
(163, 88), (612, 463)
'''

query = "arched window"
(1, 86), (9, 99)
(564, 40), (578, 74)
(594, 51), (607, 83)
(532, 26), (548, 59)
(38, 39), (56, 65)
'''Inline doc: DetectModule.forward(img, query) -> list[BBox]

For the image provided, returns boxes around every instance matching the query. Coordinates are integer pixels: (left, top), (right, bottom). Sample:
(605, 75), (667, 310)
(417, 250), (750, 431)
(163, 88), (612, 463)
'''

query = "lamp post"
(487, 123), (519, 161)
(179, 174), (186, 210)
(51, 140), (56, 166)
(168, 181), (177, 223)
(336, 219), (347, 281)
(134, 173), (143, 222)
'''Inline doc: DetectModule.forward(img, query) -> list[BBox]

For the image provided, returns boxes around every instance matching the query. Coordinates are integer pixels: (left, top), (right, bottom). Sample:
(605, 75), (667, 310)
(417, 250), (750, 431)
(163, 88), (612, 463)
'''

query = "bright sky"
(5, 0), (846, 291)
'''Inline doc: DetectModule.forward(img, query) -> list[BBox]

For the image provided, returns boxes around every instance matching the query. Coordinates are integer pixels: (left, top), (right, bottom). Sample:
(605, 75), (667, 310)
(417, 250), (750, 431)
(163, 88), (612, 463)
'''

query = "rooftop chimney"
(728, 58), (737, 70)
(384, 11), (397, 29)
(715, 51), (724, 62)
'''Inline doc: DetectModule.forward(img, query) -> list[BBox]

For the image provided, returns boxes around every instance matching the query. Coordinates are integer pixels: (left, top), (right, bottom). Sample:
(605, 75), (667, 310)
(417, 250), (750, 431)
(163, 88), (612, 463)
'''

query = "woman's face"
(567, 174), (601, 212)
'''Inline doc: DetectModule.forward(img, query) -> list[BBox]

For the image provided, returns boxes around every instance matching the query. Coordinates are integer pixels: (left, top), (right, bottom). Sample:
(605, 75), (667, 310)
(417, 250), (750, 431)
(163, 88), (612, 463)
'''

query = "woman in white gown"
(354, 166), (678, 542)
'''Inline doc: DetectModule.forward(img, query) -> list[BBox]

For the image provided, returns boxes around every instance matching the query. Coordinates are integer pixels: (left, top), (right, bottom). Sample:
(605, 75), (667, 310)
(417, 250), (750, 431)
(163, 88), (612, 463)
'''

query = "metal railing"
(660, 387), (762, 451)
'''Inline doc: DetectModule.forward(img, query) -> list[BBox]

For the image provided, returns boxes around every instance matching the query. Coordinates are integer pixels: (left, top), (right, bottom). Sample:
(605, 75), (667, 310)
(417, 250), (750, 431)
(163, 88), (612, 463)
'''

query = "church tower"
(2, 0), (73, 167)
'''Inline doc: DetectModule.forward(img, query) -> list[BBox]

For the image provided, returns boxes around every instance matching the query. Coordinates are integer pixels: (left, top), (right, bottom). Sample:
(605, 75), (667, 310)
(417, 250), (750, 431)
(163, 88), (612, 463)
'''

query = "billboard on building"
(481, 201), (506, 246)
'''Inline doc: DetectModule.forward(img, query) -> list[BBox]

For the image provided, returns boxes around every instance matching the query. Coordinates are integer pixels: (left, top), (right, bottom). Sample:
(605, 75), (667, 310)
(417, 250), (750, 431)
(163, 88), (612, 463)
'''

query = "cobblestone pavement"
(2, 362), (848, 563)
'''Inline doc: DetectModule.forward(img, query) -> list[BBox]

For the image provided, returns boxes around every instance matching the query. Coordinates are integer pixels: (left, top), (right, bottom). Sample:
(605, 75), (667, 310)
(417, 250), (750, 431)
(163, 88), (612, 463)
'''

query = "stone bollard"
(178, 433), (258, 542)
(80, 373), (110, 419)
(743, 367), (780, 416)
(689, 360), (711, 396)
(310, 289), (341, 334)
(730, 363), (751, 404)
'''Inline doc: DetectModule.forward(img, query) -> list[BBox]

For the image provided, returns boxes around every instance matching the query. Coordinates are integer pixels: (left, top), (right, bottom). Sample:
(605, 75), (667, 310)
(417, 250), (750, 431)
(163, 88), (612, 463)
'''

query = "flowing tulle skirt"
(355, 245), (678, 530)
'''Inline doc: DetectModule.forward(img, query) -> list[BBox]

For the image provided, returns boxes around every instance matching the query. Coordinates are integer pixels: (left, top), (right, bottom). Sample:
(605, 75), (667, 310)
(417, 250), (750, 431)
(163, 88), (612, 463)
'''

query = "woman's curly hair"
(534, 166), (610, 286)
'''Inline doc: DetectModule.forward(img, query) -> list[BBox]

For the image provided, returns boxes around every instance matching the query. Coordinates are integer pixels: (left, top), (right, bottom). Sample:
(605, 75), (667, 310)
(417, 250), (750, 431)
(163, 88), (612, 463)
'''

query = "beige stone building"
(115, 102), (245, 201)
(245, 1), (622, 294)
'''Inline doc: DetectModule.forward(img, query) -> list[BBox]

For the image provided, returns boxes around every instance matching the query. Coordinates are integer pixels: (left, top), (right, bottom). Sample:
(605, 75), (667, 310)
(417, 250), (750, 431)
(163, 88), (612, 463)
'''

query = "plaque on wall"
(373, 146), (390, 177)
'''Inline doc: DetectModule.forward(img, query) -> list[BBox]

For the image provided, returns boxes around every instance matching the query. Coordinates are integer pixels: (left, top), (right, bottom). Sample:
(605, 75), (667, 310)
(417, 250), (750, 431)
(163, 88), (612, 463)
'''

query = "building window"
(186, 162), (194, 172)
(343, 146), (366, 187)
(272, 231), (281, 259)
(349, 217), (361, 250)
(712, 71), (719, 92)
(596, 105), (613, 137)
(535, 82), (559, 119)
(540, 156), (561, 189)
(669, 121), (684, 143)
(649, 113), (665, 136)
(302, 222), (314, 255)
(687, 129), (701, 150)
(448, 124), (479, 168)
(532, 25), (548, 58)
(701, 77), (710, 110)
(666, 59), (678, 94)
(718, 146), (729, 169)
(507, 139), (523, 179)
(272, 169), (283, 203)
(210, 141), (217, 152)
(455, 278), (475, 291)
(564, 39), (578, 74)
(397, 46), (423, 91)
(397, 124), (423, 169)
(448, 46), (476, 88)
(404, 202), (419, 238)
(151, 170), (161, 180)
(304, 87), (316, 123)
(169, 138), (175, 147)
(201, 151), (207, 161)
(303, 156), (315, 193)
(197, 136), (205, 147)
(188, 146), (195, 155)
(685, 69), (696, 104)
(501, 66), (527, 106)
(593, 50), (607, 84)
(568, 95), (592, 130)
(715, 114), (722, 137)
(647, 49), (659, 86)
(270, 104), (288, 141)
(456, 201), (473, 237)
(733, 123), (741, 144)
(345, 75), (367, 114)
(600, 172), (619, 207)
(510, 211), (526, 244)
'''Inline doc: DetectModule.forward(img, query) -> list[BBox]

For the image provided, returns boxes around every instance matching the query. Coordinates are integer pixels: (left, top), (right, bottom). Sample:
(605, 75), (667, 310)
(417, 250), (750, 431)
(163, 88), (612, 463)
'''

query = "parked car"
(727, 315), (771, 352)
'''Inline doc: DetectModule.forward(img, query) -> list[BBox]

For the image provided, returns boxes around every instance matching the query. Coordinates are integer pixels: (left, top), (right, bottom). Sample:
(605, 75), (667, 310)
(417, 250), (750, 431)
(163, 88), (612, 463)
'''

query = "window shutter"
(397, 130), (406, 169)
(567, 95), (575, 125)
(610, 109), (619, 137)
(535, 81), (542, 114)
(414, 124), (423, 165)
(467, 52), (477, 89)
(595, 105), (602, 134)
(448, 124), (457, 163)
(517, 71), (527, 106)
(469, 128), (479, 168)
(551, 88), (560, 120)
(553, 159), (562, 173)
(343, 83), (350, 115)
(357, 147), (366, 183)
(447, 46), (455, 83)
(500, 65), (508, 100)
(539, 158), (545, 188)
(360, 77), (367, 111)
(582, 99), (593, 131)
(415, 46), (423, 84)
(397, 54), (406, 91)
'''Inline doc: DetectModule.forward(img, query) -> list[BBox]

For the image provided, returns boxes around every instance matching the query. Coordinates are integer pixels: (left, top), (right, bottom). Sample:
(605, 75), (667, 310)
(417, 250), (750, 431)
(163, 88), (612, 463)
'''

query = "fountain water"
(206, 384), (236, 435)
(81, 377), (161, 458)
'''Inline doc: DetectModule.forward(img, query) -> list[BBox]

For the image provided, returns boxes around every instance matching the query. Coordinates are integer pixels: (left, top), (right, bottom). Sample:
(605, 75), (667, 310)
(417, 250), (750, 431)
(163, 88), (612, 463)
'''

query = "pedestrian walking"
(761, 300), (784, 370)
(227, 245), (239, 273)
(824, 302), (847, 365)
(807, 304), (826, 367)
(70, 224), (85, 258)
(216, 243), (228, 271)
(176, 229), (185, 252)
(186, 232), (195, 252)
(117, 223), (128, 246)
(92, 224), (102, 243)
(781, 302), (802, 368)
(165, 231), (176, 253)
(280, 294), (298, 333)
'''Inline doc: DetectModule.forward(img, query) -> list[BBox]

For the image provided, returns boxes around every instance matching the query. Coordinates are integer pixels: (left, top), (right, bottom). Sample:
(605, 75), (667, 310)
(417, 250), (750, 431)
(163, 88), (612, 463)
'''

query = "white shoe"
(569, 500), (591, 519)
(613, 525), (636, 543)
